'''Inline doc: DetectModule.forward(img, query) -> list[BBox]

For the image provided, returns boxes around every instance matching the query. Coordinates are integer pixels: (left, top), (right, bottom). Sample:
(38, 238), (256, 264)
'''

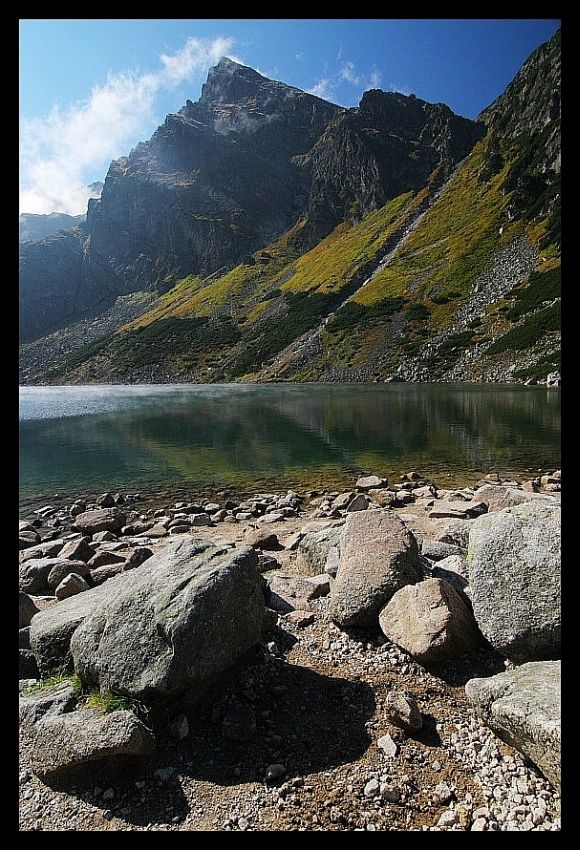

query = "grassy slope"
(47, 135), (559, 383)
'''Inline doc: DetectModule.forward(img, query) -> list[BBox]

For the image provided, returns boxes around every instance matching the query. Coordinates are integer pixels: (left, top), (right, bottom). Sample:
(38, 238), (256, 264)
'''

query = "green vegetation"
(505, 266), (560, 321)
(514, 356), (561, 381)
(230, 291), (340, 376)
(25, 674), (82, 694)
(326, 297), (405, 333)
(406, 303), (431, 322)
(83, 690), (137, 715)
(435, 331), (476, 362)
(487, 302), (560, 354)
(355, 141), (508, 327)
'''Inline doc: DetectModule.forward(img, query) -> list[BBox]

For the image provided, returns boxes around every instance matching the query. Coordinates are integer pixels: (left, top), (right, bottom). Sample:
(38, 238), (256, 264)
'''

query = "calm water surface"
(19, 383), (560, 508)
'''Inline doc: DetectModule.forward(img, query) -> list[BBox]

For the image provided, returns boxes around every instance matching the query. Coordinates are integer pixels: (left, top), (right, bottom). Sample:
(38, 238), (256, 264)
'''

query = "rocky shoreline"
(19, 469), (561, 831)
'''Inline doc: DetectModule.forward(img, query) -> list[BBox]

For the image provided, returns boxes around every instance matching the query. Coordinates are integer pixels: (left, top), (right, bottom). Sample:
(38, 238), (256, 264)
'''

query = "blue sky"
(19, 18), (560, 215)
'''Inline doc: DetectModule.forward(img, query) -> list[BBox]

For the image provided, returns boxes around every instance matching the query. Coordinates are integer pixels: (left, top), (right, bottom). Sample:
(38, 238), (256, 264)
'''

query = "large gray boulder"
(29, 589), (99, 676)
(468, 501), (560, 662)
(265, 573), (320, 613)
(30, 709), (156, 783)
(19, 591), (39, 628)
(72, 508), (126, 535)
(70, 539), (264, 706)
(330, 510), (422, 628)
(466, 661), (561, 789)
(379, 578), (481, 663)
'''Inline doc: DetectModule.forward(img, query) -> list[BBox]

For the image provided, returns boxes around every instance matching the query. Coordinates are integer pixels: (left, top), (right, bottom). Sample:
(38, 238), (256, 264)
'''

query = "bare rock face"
(378, 578), (482, 663)
(330, 510), (422, 628)
(19, 591), (39, 629)
(468, 501), (560, 663)
(466, 661), (561, 789)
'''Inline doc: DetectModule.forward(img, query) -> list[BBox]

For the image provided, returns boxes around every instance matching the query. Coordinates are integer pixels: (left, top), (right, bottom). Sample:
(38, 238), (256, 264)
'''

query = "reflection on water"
(19, 383), (560, 507)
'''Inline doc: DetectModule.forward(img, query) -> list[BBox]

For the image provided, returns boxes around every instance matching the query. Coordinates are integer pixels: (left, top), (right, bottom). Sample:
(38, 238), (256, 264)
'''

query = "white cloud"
(307, 78), (334, 100)
(340, 61), (360, 86)
(389, 82), (412, 96)
(20, 36), (234, 215)
(295, 51), (305, 61)
(367, 70), (382, 89)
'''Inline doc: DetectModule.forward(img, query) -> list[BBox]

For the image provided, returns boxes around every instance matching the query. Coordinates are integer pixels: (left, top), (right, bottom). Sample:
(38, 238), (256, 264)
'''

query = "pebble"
(364, 779), (380, 798)
(438, 810), (459, 828)
(265, 764), (286, 783)
(377, 734), (398, 758)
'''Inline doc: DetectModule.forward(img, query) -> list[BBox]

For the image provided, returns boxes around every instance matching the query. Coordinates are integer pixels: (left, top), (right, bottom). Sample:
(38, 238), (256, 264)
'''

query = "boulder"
(123, 546), (154, 571)
(429, 501), (487, 519)
(330, 510), (422, 628)
(30, 709), (156, 783)
(29, 588), (100, 676)
(19, 627), (31, 649)
(296, 525), (341, 577)
(367, 489), (397, 508)
(20, 539), (66, 562)
(356, 475), (388, 491)
(245, 530), (281, 551)
(19, 679), (78, 732)
(72, 508), (126, 535)
(47, 560), (90, 593)
(55, 573), (91, 600)
(90, 563), (125, 585)
(19, 530), (41, 550)
(431, 554), (471, 600)
(19, 591), (39, 628)
(379, 578), (481, 663)
(304, 573), (331, 598)
(468, 501), (560, 662)
(20, 558), (65, 595)
(420, 539), (465, 561)
(435, 520), (473, 549)
(87, 551), (126, 569)
(333, 492), (354, 510)
(474, 484), (557, 513)
(346, 493), (370, 512)
(96, 492), (116, 508)
(57, 537), (94, 563)
(466, 661), (560, 790)
(385, 691), (423, 732)
(70, 540), (264, 706)
(265, 573), (319, 613)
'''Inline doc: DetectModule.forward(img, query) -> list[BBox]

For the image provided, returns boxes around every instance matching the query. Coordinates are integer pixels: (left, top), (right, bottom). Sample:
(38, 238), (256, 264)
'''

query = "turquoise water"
(19, 383), (560, 507)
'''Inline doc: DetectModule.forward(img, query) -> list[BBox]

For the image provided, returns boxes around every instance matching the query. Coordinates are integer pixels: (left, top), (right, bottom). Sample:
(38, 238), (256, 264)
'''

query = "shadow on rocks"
(179, 654), (376, 788)
(424, 646), (507, 687)
(409, 713), (443, 748)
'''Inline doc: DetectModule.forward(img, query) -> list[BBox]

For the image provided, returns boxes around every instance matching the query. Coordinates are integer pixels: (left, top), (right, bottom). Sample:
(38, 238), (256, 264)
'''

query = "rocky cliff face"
(20, 58), (482, 344)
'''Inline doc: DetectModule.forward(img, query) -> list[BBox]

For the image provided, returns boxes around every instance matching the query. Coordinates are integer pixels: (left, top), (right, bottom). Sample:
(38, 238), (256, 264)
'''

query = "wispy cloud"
(367, 70), (382, 90)
(20, 36), (233, 215)
(307, 78), (334, 100)
(339, 61), (360, 86)
(295, 51), (305, 61)
(389, 81), (412, 96)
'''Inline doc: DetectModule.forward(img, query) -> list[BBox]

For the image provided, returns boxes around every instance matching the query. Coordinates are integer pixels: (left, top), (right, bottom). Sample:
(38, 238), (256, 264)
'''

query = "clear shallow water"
(19, 383), (560, 508)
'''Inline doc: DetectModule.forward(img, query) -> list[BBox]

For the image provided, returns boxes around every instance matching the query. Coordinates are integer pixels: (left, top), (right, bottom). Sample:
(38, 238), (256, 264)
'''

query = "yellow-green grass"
(352, 142), (512, 329)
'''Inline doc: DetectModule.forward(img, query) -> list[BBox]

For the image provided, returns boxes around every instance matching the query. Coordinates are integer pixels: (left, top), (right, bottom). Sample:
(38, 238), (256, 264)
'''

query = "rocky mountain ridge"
(19, 31), (560, 385)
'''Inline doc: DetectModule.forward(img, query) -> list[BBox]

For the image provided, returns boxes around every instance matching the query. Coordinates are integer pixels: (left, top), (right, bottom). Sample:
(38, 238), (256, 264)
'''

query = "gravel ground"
(19, 484), (561, 831)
